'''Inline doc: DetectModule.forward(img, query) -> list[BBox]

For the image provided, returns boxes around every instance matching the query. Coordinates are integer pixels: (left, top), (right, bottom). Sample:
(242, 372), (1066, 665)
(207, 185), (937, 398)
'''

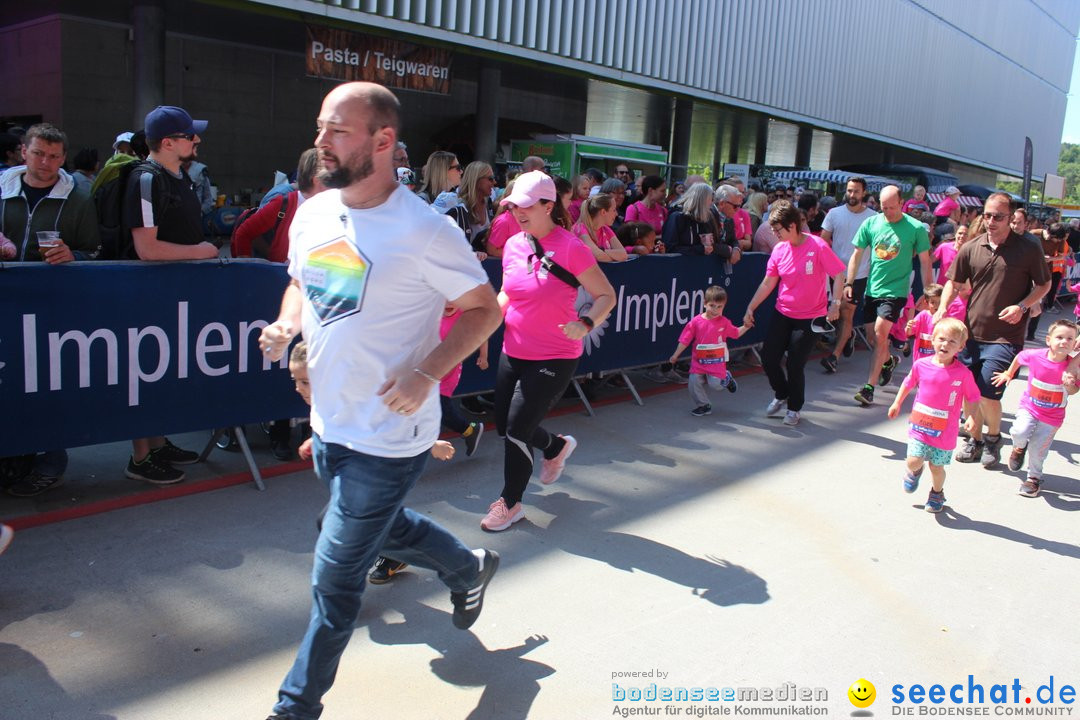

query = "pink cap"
(500, 171), (556, 208)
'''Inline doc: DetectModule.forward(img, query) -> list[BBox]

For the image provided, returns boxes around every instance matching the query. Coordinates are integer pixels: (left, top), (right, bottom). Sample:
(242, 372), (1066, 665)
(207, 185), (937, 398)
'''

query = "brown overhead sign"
(306, 25), (452, 95)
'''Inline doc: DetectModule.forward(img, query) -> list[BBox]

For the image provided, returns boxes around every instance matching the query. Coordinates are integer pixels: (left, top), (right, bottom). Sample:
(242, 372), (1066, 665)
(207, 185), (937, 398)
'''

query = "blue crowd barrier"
(1, 254), (775, 457)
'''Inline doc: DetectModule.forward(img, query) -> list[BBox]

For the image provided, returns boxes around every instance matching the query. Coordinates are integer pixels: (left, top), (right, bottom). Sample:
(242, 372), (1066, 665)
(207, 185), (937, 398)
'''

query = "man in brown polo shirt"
(936, 193), (1050, 469)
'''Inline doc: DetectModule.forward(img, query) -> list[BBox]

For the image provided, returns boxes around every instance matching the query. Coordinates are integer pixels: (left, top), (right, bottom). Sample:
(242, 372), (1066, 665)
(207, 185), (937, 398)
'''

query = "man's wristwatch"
(1018, 302), (1030, 313)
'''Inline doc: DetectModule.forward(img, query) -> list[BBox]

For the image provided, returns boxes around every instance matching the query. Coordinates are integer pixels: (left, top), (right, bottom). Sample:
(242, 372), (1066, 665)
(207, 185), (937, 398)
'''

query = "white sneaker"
(765, 398), (787, 417)
(782, 410), (800, 426)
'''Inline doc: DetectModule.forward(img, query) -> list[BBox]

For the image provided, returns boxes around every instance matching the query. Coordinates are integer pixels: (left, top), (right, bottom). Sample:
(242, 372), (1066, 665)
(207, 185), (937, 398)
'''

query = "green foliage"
(1056, 143), (1080, 204)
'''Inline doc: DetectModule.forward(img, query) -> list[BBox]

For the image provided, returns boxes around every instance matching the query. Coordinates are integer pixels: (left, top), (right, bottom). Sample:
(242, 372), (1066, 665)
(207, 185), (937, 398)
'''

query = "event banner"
(0, 255), (773, 456)
(305, 25), (452, 94)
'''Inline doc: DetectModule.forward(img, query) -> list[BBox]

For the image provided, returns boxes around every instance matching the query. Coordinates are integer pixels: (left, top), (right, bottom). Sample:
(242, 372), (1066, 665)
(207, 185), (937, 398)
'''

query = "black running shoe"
(369, 557), (408, 585)
(842, 333), (855, 357)
(820, 355), (838, 374)
(125, 454), (185, 485)
(464, 422), (484, 458)
(151, 439), (199, 465)
(451, 550), (499, 629)
(879, 355), (898, 386)
(854, 384), (874, 406)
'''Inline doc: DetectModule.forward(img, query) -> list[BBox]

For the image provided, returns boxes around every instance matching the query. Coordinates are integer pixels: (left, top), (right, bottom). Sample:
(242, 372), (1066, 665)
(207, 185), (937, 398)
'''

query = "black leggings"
(439, 395), (470, 435)
(761, 312), (818, 412)
(1045, 271), (1063, 309)
(494, 353), (579, 506)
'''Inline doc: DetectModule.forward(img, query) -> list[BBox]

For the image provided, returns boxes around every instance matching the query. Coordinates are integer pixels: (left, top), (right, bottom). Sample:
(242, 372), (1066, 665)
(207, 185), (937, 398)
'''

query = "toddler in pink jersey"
(991, 319), (1080, 497)
(668, 286), (752, 417)
(888, 318), (981, 513)
(439, 304), (489, 457)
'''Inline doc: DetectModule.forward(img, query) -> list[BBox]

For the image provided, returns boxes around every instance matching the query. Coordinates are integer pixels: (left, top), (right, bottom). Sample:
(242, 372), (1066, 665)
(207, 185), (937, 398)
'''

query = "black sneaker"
(5, 471), (64, 498)
(215, 429), (240, 451)
(879, 355), (898, 386)
(271, 437), (293, 461)
(464, 422), (484, 458)
(368, 557), (408, 585)
(854, 384), (874, 406)
(725, 372), (738, 393)
(691, 404), (712, 417)
(842, 333), (856, 357)
(955, 436), (983, 463)
(981, 434), (1003, 469)
(151, 439), (199, 465)
(1008, 445), (1027, 472)
(125, 454), (185, 485)
(820, 355), (838, 374)
(451, 549), (499, 630)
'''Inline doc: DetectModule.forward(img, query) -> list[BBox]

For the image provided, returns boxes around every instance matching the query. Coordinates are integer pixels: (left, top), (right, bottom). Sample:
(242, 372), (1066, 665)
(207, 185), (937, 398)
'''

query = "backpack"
(448, 201), (493, 253)
(94, 160), (160, 260)
(230, 192), (292, 260)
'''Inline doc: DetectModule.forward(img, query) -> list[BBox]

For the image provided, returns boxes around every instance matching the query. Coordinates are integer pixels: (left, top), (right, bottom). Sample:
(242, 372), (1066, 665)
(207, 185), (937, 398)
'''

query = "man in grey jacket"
(0, 122), (99, 263)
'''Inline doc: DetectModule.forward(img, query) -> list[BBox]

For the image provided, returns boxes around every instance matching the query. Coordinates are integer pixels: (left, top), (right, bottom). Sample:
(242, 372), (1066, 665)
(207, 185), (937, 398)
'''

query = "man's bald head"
(879, 185), (903, 222)
(324, 82), (400, 135)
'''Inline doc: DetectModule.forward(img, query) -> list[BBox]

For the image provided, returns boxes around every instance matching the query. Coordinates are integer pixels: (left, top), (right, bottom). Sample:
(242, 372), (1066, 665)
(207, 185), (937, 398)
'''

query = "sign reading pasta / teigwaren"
(305, 25), (452, 94)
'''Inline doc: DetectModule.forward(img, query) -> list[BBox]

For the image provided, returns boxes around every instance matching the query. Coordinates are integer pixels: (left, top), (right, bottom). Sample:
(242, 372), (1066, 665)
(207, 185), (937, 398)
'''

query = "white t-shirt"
(287, 185), (489, 458)
(822, 205), (877, 280)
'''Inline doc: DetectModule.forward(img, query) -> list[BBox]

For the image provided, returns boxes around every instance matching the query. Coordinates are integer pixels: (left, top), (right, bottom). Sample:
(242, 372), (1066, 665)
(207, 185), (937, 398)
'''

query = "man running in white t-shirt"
(259, 82), (503, 720)
(820, 177), (877, 373)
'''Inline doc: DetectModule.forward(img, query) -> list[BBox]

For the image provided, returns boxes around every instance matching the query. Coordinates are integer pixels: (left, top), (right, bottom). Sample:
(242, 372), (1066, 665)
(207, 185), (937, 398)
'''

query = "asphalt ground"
(3, 339), (1080, 720)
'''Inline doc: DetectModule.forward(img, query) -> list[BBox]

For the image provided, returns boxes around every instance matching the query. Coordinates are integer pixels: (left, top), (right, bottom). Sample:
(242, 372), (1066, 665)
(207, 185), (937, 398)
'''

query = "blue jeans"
(274, 434), (481, 719)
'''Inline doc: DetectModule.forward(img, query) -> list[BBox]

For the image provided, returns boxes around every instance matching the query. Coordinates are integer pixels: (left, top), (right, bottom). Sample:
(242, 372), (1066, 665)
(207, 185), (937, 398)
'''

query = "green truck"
(509, 134), (670, 182)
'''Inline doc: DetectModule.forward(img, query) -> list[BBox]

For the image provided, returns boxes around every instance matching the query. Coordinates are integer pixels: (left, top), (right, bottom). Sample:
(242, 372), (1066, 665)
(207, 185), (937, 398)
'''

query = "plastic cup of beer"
(37, 230), (62, 250)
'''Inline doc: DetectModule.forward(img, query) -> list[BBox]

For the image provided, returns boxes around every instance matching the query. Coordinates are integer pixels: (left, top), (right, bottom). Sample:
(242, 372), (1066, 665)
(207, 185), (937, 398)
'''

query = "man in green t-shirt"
(844, 185), (932, 406)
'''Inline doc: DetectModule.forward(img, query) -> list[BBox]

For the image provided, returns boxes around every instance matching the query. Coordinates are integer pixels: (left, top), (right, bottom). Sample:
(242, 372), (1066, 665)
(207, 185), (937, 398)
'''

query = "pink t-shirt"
(501, 227), (597, 360)
(901, 357), (981, 450)
(734, 209), (752, 241)
(571, 222), (617, 250)
(765, 233), (846, 319)
(486, 212), (521, 251)
(625, 201), (668, 234)
(890, 295), (915, 342)
(934, 241), (958, 285)
(1016, 349), (1071, 427)
(934, 196), (959, 218)
(909, 310), (936, 358)
(946, 295), (967, 321)
(568, 197), (584, 224)
(439, 309), (463, 397)
(678, 313), (738, 378)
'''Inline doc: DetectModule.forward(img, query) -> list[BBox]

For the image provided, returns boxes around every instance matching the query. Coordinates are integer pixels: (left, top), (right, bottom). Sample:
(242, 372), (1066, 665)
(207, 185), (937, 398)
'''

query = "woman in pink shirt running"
(744, 201), (846, 426)
(481, 171), (616, 532)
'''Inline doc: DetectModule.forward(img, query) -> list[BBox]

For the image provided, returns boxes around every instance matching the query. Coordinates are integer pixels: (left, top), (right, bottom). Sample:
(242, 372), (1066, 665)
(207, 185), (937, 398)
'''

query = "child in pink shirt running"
(669, 286), (752, 417)
(991, 319), (1080, 497)
(888, 318), (981, 513)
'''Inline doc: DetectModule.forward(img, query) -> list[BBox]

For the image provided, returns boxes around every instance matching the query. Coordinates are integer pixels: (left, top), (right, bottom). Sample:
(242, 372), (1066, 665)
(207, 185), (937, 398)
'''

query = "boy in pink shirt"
(888, 318), (981, 513)
(991, 319), (1080, 497)
(669, 286), (752, 416)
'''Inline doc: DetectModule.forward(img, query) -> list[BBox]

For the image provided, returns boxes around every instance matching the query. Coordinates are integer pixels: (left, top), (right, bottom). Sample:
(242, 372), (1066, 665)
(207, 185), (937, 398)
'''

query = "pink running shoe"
(480, 497), (524, 532)
(540, 435), (577, 485)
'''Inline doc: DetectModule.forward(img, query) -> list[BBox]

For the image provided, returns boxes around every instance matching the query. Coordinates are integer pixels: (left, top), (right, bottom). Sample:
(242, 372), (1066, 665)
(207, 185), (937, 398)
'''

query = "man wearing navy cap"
(121, 105), (218, 485)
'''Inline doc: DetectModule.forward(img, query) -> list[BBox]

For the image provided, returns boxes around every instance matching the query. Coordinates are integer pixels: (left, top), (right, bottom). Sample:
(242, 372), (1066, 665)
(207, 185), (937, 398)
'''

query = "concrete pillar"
(670, 97), (693, 176)
(754, 115), (769, 166)
(728, 113), (743, 164)
(474, 63), (501, 165)
(132, 0), (166, 130)
(795, 124), (813, 168)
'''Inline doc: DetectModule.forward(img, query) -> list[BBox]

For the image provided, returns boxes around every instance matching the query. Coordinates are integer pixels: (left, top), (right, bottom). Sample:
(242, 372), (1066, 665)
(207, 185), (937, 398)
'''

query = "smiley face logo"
(848, 678), (876, 708)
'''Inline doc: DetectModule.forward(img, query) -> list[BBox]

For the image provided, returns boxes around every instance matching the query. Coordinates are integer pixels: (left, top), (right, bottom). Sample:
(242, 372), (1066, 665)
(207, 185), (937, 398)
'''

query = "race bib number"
(694, 342), (728, 365)
(915, 332), (934, 356)
(1029, 378), (1067, 409)
(910, 402), (948, 439)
